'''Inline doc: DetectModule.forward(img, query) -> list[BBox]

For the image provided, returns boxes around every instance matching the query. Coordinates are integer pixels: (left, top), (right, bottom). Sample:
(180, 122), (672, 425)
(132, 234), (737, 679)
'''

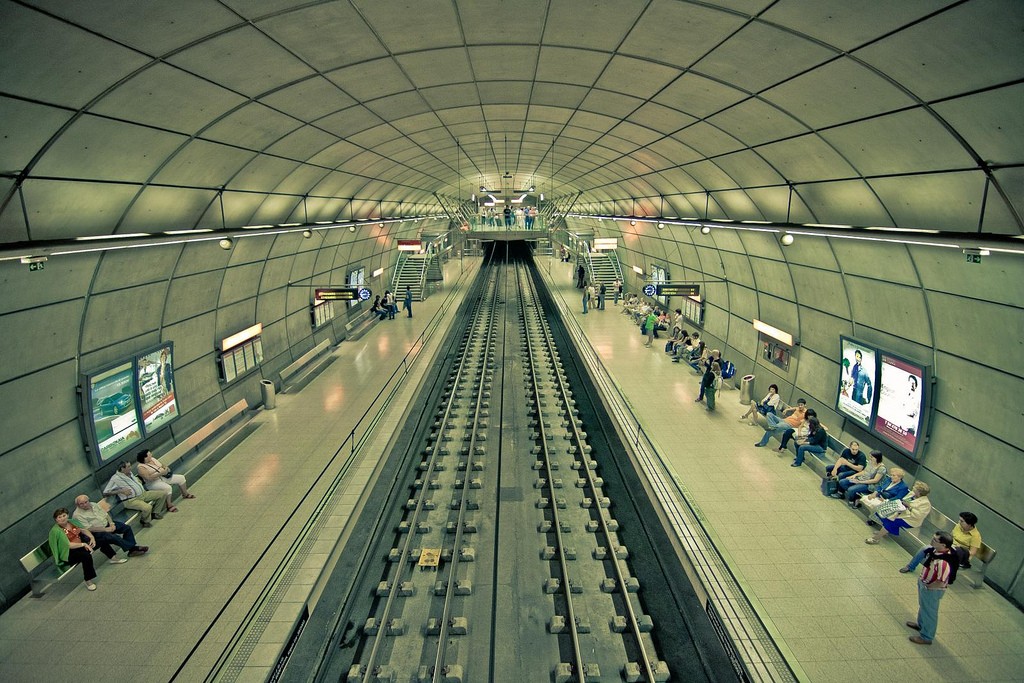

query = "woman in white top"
(136, 449), (194, 513)
(739, 384), (781, 425)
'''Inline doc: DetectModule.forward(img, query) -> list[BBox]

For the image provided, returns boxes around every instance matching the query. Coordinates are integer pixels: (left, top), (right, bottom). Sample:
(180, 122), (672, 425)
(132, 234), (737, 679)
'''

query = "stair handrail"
(390, 251), (408, 293)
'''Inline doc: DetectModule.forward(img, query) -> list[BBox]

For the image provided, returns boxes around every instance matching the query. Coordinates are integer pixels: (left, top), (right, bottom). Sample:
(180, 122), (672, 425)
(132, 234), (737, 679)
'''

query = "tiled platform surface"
(0, 257), (480, 683)
(538, 256), (1024, 683)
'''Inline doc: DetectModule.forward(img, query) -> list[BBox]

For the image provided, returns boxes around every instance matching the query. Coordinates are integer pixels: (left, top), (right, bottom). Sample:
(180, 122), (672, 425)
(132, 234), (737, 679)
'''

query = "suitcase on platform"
(821, 477), (839, 497)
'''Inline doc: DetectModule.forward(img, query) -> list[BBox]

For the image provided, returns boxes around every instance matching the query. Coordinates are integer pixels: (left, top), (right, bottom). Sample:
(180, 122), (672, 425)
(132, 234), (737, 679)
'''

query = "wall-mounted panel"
(81, 282), (166, 353)
(219, 263), (264, 308)
(932, 352), (1024, 448)
(164, 271), (223, 325)
(161, 312), (216, 367)
(0, 360), (80, 456)
(93, 245), (179, 293)
(0, 300), (84, 384)
(927, 291), (1024, 373)
(845, 277), (931, 347)
(789, 264), (851, 319)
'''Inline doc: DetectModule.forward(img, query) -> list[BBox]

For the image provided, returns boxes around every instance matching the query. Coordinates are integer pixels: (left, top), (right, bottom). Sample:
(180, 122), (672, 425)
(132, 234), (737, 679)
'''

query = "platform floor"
(1, 253), (1021, 683)
(538, 256), (1024, 682)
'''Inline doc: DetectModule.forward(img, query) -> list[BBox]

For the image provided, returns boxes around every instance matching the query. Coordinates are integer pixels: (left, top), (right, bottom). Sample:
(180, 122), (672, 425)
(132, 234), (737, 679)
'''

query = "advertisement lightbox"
(86, 361), (143, 464)
(837, 336), (876, 428)
(873, 352), (930, 457)
(137, 343), (178, 435)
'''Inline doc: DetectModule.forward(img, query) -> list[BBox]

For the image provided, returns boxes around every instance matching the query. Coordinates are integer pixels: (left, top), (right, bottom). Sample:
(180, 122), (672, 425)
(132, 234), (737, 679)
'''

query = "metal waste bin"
(260, 379), (276, 410)
(739, 374), (755, 405)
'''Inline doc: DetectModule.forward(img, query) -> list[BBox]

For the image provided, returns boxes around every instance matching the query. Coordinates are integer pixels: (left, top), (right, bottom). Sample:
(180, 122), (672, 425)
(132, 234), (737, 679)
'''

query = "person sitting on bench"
(103, 461), (168, 527)
(48, 507), (99, 591)
(72, 495), (149, 562)
(901, 512), (982, 572)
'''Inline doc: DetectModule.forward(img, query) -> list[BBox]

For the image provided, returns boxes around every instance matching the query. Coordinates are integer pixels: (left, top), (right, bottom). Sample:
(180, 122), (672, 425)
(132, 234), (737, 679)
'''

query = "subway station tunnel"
(1, 1), (1023, 680)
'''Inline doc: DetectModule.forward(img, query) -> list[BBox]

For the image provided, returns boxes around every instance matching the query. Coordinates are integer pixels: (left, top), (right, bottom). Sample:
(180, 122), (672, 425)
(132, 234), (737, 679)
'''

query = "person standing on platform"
(403, 286), (413, 318)
(613, 279), (621, 305)
(598, 282), (606, 310)
(582, 283), (590, 314)
(704, 361), (722, 411)
(503, 205), (512, 227)
(907, 531), (958, 645)
(642, 310), (657, 347)
(576, 264), (586, 288)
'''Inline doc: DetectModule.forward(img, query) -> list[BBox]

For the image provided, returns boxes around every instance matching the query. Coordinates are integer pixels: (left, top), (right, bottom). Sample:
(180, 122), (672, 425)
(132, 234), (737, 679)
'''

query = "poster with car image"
(88, 361), (142, 463)
(137, 343), (178, 434)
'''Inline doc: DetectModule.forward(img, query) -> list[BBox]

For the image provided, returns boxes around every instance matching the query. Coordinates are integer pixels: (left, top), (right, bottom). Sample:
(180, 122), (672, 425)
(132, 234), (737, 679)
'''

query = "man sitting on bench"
(103, 461), (168, 527)
(901, 512), (982, 572)
(72, 495), (149, 562)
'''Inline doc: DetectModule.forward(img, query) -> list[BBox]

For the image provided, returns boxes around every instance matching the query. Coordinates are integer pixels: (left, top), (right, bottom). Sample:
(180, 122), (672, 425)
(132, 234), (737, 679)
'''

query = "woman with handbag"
(739, 384), (780, 425)
(858, 468), (909, 512)
(866, 481), (932, 544)
(136, 449), (195, 513)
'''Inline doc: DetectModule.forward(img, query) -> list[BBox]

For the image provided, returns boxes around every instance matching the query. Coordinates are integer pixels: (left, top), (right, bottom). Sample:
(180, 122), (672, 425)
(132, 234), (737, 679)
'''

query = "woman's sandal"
(167, 505), (179, 513)
(182, 494), (196, 499)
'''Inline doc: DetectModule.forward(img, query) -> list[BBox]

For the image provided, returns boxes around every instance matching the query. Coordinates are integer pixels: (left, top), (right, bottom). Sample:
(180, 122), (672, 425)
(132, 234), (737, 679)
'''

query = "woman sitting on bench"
(48, 507), (99, 592)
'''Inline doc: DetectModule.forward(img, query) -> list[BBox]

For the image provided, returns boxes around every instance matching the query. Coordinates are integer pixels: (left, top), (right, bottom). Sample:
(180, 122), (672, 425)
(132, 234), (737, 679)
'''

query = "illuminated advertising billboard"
(137, 343), (178, 434)
(87, 361), (143, 463)
(837, 337), (876, 428)
(874, 352), (928, 456)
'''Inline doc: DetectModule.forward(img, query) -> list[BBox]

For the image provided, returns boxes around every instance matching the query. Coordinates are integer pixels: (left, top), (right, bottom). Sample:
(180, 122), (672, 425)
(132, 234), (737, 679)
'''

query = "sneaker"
(86, 582), (97, 591)
(865, 537), (879, 544)
(899, 567), (912, 573)
(754, 443), (765, 448)
(108, 557), (128, 565)
(128, 547), (148, 557)
(790, 463), (801, 467)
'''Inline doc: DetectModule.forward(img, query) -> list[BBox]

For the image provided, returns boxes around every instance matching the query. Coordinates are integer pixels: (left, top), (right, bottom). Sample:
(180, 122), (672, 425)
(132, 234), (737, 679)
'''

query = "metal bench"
(344, 308), (381, 341)
(279, 339), (333, 392)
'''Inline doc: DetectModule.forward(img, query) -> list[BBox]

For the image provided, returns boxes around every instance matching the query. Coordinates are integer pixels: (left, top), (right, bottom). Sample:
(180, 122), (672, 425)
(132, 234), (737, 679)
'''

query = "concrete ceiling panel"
(606, 121), (664, 149)
(259, 77), (357, 122)
(304, 198), (348, 223)
(91, 63), (249, 135)
(932, 84), (1024, 166)
(33, 115), (187, 183)
(307, 141), (364, 169)
(265, 125), (339, 161)
(695, 21), (836, 94)
(202, 103), (303, 149)
(795, 179), (891, 228)
(170, 239), (233, 277)
(706, 97), (810, 147)
(794, 306), (853, 361)
(545, 0), (643, 50)
(629, 102), (697, 137)
(834, 237), (919, 288)
(579, 90), (644, 120)
(228, 234), (274, 266)
(682, 160), (738, 191)
(646, 137), (702, 168)
(530, 83), (588, 109)
(760, 57), (916, 130)
(713, 149), (785, 188)
(821, 109), (976, 176)
(162, 311), (216, 367)
(0, 300), (82, 384)
(621, 1), (745, 68)
(756, 135), (858, 183)
(933, 352), (1024, 448)
(536, 47), (608, 87)
(254, 284), (287, 328)
(259, 255), (293, 292)
(220, 191), (270, 229)
(756, 292), (799, 337)
(790, 345), (838, 409)
(0, 181), (29, 244)
(654, 73), (748, 120)
(456, 0), (547, 43)
(316, 106), (387, 140)
(248, 195), (304, 226)
(164, 271), (223, 325)
(663, 194), (702, 218)
(928, 291), (1024, 372)
(396, 49), (474, 89)
(479, 82), (533, 106)
(983, 168), (1024, 235)
(0, 98), (73, 171)
(911, 248), (1024, 309)
(81, 282), (166, 352)
(219, 262), (264, 308)
(166, 26), (314, 99)
(153, 140), (257, 187)
(421, 84), (482, 110)
(595, 56), (681, 100)
(366, 92), (434, 121)
(257, 3), (386, 71)
(711, 190), (763, 221)
(271, 165), (332, 197)
(467, 47), (541, 82)
(852, 0), (1024, 102)
(789, 263), (850, 319)
(0, 4), (150, 108)
(749, 254), (794, 301)
(215, 299), (258, 352)
(93, 244), (178, 292)
(741, 186), (798, 224)
(227, 156), (302, 192)
(845, 276), (931, 346)
(21, 180), (140, 240)
(760, 0), (950, 52)
(671, 122), (744, 158)
(868, 171), (985, 232)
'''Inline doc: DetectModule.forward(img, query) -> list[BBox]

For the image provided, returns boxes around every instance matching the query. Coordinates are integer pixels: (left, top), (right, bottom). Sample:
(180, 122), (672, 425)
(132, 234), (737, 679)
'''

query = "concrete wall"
(566, 216), (1024, 603)
(0, 219), (445, 608)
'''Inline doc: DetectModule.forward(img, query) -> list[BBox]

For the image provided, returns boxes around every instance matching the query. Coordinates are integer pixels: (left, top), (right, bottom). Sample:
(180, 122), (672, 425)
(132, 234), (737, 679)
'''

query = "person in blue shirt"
(851, 349), (873, 405)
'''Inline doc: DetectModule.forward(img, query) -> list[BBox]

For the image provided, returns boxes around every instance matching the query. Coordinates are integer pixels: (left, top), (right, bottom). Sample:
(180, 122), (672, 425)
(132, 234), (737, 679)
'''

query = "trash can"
(739, 374), (755, 405)
(260, 379), (276, 410)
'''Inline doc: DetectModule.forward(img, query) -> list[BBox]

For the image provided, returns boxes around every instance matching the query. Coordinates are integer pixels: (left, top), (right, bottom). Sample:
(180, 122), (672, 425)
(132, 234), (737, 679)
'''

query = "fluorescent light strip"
(797, 231), (960, 249)
(221, 323), (263, 351)
(372, 268), (384, 277)
(164, 229), (213, 235)
(753, 319), (794, 346)
(75, 233), (149, 241)
(864, 226), (940, 234)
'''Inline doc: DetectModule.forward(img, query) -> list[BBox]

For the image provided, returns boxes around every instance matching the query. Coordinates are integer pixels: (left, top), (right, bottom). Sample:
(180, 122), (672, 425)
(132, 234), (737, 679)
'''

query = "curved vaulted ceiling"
(1, 0), (1022, 246)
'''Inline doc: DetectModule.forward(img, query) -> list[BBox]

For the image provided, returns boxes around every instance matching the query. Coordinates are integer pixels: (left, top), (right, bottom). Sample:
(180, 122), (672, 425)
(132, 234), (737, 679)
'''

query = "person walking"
(582, 283), (590, 314)
(576, 264), (586, 288)
(613, 279), (621, 305)
(403, 286), (413, 318)
(598, 282), (606, 310)
(908, 531), (958, 645)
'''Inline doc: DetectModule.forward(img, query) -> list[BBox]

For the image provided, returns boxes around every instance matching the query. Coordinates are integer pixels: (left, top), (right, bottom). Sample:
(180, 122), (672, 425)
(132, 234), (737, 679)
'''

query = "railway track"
(315, 251), (679, 682)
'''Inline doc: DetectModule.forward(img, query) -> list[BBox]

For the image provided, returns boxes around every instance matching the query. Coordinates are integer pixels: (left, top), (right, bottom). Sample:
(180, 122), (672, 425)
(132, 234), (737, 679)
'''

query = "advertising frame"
(135, 341), (180, 437)
(872, 349), (932, 459)
(82, 358), (144, 466)
(836, 336), (878, 429)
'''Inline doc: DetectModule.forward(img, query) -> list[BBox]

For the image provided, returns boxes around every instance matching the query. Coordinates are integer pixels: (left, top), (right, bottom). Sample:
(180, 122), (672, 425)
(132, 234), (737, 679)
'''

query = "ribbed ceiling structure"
(1, 0), (1022, 245)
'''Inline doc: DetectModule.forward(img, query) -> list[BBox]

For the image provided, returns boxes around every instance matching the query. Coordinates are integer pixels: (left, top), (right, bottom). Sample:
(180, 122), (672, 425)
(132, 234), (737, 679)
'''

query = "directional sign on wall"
(315, 288), (360, 301)
(657, 284), (700, 297)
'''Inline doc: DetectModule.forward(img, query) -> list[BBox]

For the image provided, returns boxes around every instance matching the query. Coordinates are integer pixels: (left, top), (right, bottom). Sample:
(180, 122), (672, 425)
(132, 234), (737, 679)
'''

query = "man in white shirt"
(103, 461), (168, 526)
(72, 495), (149, 561)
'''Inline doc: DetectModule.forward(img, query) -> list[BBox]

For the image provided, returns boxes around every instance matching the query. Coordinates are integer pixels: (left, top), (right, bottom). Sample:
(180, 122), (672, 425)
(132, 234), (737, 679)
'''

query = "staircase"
(391, 253), (428, 301)
(586, 251), (622, 287)
(425, 254), (443, 282)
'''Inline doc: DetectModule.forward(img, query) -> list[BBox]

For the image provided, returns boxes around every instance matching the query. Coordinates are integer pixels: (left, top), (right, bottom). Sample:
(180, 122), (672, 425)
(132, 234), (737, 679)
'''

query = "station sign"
(315, 287), (370, 301)
(398, 239), (422, 252)
(657, 284), (700, 297)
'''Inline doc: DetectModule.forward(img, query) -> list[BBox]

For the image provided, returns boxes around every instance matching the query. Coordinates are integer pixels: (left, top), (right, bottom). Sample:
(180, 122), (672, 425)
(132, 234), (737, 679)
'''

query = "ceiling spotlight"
(379, 223), (385, 228)
(780, 233), (795, 246)
(700, 226), (711, 235)
(629, 220), (637, 226)
(301, 229), (312, 238)
(349, 226), (356, 233)
(218, 238), (233, 250)
(657, 223), (665, 230)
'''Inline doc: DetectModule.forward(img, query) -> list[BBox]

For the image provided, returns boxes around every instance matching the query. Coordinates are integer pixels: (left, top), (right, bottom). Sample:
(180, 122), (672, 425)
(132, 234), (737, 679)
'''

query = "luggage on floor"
(821, 477), (839, 497)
